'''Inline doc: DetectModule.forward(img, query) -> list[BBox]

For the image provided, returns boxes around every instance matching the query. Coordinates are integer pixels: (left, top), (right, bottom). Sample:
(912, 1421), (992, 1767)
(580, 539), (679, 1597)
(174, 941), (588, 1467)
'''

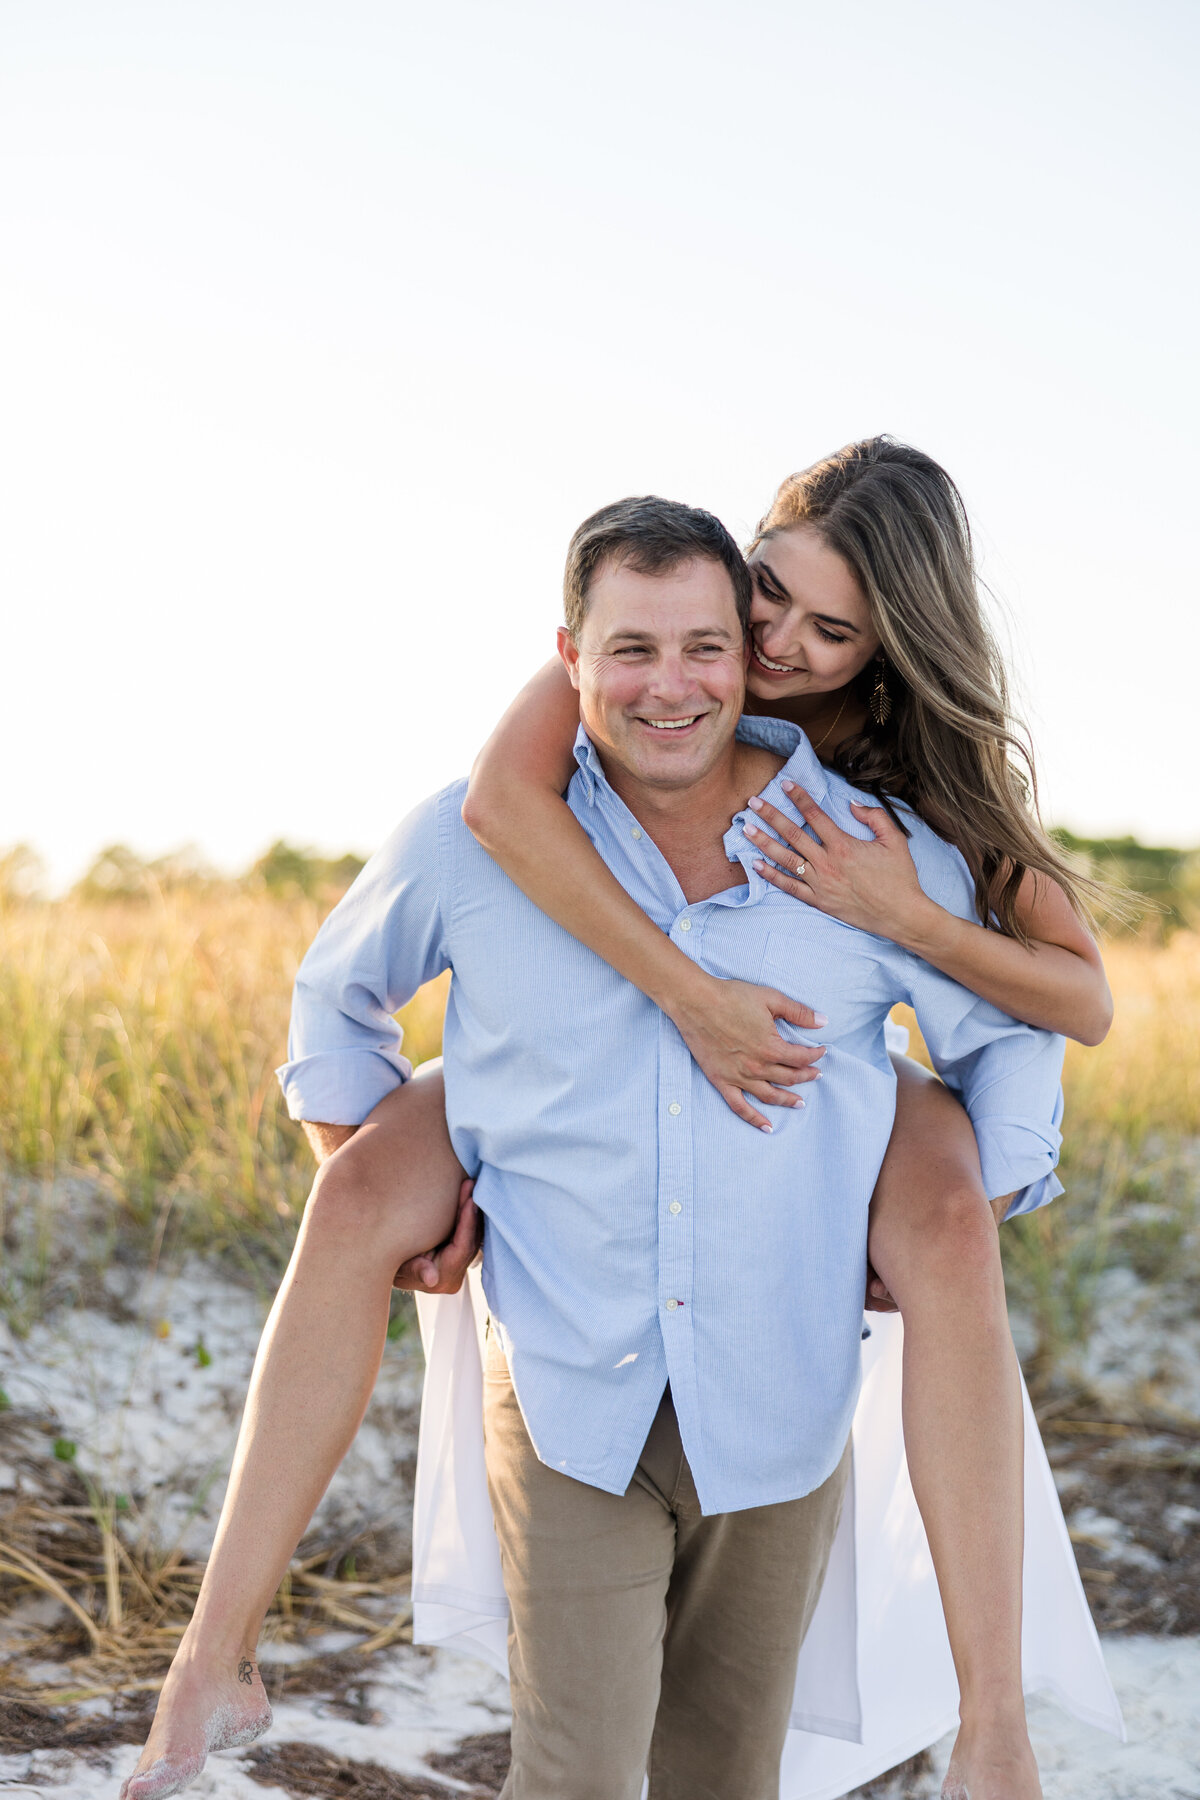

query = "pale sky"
(2, 0), (1197, 890)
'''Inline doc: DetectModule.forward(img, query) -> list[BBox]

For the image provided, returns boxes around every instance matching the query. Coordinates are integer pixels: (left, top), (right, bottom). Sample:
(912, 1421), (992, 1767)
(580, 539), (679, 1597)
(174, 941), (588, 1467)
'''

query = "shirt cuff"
(275, 1047), (412, 1126)
(1000, 1169), (1064, 1220)
(973, 1114), (1063, 1220)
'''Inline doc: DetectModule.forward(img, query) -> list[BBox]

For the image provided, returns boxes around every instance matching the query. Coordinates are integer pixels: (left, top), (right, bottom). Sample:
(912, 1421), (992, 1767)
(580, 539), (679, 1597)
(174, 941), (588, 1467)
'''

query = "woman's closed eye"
(754, 570), (849, 644)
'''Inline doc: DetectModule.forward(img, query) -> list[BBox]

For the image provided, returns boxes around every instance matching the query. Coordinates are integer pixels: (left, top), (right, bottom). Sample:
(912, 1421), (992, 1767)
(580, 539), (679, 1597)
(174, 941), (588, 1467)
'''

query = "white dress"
(409, 1025), (1124, 1797)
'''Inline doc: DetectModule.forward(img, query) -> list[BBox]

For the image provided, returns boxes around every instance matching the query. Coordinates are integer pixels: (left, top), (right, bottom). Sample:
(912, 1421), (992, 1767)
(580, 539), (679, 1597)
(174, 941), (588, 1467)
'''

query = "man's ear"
(557, 625), (582, 691)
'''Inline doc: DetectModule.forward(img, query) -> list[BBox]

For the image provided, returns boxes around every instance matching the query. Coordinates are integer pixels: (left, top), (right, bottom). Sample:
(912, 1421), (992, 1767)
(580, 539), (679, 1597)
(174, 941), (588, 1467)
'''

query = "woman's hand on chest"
(744, 781), (936, 949)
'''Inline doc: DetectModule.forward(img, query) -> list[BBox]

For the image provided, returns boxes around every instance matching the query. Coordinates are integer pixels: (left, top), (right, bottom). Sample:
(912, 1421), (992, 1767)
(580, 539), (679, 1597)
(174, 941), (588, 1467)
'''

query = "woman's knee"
(305, 1133), (396, 1245)
(871, 1176), (1002, 1298)
(870, 1063), (1002, 1293)
(304, 1074), (462, 1253)
(919, 1179), (1000, 1263)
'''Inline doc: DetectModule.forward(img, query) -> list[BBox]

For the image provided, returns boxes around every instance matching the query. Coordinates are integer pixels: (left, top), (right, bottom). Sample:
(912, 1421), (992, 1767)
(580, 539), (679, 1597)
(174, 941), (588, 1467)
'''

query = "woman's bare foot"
(119, 1639), (272, 1800)
(941, 1715), (1042, 1800)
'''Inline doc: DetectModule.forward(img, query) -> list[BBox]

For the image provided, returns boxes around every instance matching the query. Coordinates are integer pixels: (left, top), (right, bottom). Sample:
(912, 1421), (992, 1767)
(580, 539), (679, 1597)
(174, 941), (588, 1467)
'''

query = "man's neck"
(601, 740), (784, 905)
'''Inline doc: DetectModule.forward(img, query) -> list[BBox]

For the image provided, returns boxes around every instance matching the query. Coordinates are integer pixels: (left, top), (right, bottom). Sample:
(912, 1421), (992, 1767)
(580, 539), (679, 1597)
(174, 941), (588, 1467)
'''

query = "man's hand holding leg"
(393, 1178), (482, 1294)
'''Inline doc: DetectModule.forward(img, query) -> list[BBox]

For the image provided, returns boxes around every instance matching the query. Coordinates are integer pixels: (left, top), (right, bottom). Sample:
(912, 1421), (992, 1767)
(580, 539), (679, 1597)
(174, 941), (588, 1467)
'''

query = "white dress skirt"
(409, 1027), (1124, 1797)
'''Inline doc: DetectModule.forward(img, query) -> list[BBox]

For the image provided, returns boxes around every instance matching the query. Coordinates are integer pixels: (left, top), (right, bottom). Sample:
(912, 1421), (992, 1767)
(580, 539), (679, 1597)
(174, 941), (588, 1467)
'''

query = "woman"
(122, 439), (1113, 1800)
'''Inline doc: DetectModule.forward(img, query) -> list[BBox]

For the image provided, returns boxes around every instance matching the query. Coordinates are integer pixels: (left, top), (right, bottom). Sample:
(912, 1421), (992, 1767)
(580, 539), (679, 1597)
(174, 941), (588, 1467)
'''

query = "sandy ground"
(0, 1635), (1198, 1798)
(3, 1231), (1199, 1798)
(0, 1248), (425, 1565)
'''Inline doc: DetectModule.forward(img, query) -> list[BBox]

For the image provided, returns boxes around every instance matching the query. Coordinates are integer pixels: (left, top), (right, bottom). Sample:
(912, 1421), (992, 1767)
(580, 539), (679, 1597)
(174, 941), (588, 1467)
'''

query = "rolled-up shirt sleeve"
(276, 791), (450, 1126)
(902, 948), (1065, 1218)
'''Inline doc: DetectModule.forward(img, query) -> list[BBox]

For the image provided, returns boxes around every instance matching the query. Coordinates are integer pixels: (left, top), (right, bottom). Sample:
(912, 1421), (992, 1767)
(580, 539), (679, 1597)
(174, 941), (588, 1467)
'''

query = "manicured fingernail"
(745, 823), (762, 838)
(780, 779), (795, 791)
(753, 860), (767, 873)
(748, 795), (764, 811)
(759, 1121), (773, 1133)
(423, 1269), (437, 1287)
(813, 1011), (829, 1025)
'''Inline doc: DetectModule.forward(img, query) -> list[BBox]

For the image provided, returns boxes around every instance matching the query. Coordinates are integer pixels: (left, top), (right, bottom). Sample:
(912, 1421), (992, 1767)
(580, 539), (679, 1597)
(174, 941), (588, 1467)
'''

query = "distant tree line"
(0, 841), (367, 906)
(1051, 829), (1200, 938)
(1, 831), (1198, 935)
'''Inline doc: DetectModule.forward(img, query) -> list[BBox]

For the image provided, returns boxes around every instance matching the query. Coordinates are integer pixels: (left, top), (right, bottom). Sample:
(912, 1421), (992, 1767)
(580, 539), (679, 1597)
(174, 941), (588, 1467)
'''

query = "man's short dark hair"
(563, 496), (751, 641)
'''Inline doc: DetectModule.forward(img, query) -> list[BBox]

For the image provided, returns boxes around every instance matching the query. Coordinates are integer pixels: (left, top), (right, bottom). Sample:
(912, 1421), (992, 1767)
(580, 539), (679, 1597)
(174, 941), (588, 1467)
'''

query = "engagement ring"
(795, 860), (806, 877)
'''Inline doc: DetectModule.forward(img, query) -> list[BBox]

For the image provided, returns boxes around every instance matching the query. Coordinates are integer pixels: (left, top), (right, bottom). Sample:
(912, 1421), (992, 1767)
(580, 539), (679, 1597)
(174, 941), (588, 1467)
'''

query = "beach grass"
(0, 887), (448, 1283)
(895, 929), (1200, 1377)
(1, 884), (1197, 1358)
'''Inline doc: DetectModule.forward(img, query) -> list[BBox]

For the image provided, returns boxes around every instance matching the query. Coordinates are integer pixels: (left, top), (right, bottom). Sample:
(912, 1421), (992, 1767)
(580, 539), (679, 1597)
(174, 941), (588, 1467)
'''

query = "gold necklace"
(810, 686), (853, 756)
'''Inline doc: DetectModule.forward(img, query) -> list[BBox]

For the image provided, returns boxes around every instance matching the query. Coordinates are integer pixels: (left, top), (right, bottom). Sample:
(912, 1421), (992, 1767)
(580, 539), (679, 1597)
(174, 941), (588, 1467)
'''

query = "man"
(282, 497), (1063, 1799)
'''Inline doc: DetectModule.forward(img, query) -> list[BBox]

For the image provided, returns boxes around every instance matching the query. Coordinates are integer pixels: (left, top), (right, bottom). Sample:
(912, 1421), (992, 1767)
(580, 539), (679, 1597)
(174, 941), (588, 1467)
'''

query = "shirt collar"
(722, 716), (831, 899)
(571, 725), (604, 804)
(572, 715), (828, 790)
(572, 716), (832, 906)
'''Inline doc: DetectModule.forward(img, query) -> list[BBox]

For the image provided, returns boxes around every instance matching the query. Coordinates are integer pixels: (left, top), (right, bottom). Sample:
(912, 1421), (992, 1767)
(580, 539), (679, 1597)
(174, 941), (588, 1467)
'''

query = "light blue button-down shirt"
(279, 717), (1064, 1515)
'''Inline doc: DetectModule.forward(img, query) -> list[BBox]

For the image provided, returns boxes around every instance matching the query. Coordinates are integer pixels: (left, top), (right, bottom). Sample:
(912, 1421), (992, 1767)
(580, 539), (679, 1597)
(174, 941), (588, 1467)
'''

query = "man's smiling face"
(559, 555), (747, 795)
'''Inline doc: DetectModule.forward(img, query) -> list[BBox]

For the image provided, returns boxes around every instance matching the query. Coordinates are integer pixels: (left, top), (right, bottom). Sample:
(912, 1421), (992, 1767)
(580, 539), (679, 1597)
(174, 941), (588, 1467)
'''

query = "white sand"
(3, 1244), (1198, 1797)
(0, 1254), (424, 1559)
(1, 1636), (1197, 1798)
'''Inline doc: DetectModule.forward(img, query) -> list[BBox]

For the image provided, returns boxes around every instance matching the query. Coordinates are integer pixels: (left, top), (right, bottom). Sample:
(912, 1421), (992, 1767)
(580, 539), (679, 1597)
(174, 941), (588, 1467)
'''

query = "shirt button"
(631, 827), (643, 840)
(666, 1298), (680, 1311)
(669, 1201), (682, 1215)
(680, 917), (692, 931)
(668, 1102), (681, 1116)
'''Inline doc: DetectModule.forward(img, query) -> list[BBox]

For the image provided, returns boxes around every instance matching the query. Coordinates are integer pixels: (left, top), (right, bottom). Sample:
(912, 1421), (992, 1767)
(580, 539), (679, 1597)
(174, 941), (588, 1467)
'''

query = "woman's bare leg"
(121, 1066), (465, 1800)
(868, 1055), (1040, 1800)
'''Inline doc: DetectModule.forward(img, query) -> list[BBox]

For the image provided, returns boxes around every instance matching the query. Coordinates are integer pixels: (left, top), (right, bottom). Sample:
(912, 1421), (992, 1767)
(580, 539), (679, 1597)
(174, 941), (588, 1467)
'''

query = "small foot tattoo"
(119, 1663), (272, 1800)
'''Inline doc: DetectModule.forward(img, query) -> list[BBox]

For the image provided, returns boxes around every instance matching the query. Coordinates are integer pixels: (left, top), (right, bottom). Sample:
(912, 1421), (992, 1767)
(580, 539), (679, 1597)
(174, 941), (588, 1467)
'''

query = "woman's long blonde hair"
(753, 436), (1104, 940)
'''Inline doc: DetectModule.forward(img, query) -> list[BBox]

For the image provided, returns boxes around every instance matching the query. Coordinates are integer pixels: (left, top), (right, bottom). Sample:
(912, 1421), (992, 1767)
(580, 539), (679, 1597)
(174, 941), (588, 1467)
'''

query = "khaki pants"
(483, 1334), (850, 1800)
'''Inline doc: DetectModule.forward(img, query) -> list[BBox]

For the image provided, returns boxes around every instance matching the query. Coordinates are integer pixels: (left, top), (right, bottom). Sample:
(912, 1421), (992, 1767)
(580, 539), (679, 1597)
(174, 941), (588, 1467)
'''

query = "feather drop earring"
(869, 654), (891, 725)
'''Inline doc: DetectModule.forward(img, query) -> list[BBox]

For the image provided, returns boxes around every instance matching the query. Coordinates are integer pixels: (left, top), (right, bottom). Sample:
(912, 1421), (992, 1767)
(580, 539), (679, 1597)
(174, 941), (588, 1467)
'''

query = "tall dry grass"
(1060, 933), (1200, 1144)
(2, 887), (1197, 1356)
(0, 889), (448, 1270)
(1011, 934), (1200, 1377)
(892, 932), (1200, 1150)
(4, 890), (1197, 1234)
(887, 933), (1200, 1380)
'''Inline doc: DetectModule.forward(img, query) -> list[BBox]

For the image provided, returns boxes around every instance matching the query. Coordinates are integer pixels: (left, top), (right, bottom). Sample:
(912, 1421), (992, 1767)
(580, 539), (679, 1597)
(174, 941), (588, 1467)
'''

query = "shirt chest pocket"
(756, 923), (888, 1037)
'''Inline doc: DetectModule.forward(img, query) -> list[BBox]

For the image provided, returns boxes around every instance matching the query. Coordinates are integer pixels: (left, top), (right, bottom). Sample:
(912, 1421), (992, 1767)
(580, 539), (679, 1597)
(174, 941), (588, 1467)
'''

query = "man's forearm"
(302, 1121), (358, 1165)
(990, 1192), (1017, 1227)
